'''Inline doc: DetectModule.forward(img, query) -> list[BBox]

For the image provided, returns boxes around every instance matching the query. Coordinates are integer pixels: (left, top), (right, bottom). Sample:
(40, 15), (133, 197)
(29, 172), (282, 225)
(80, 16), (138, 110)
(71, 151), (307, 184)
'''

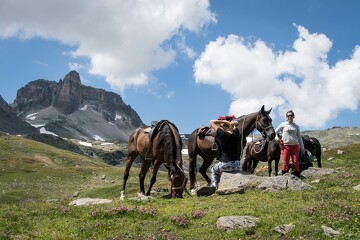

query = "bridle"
(171, 163), (191, 197)
(255, 114), (273, 135)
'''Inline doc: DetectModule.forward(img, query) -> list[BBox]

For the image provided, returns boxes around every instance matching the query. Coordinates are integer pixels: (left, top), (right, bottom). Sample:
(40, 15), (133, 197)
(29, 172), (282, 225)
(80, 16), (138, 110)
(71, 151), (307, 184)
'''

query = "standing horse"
(242, 139), (281, 176)
(120, 120), (188, 199)
(187, 105), (275, 191)
(302, 135), (322, 168)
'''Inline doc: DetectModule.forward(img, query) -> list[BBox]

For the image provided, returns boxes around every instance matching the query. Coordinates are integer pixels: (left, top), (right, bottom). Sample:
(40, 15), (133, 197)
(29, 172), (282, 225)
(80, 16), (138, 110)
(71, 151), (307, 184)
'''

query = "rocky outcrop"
(0, 95), (37, 135)
(9, 71), (143, 141)
(54, 71), (82, 114)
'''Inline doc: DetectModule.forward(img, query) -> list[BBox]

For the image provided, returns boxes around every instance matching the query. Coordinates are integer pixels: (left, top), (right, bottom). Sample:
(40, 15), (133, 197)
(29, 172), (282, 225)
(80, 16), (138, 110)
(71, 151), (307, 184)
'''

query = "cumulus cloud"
(0, 0), (216, 91)
(194, 25), (360, 129)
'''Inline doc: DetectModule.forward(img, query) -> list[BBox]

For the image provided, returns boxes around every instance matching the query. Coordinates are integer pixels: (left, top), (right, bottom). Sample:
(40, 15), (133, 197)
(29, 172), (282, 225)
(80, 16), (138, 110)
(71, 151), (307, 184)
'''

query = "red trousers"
(281, 144), (300, 172)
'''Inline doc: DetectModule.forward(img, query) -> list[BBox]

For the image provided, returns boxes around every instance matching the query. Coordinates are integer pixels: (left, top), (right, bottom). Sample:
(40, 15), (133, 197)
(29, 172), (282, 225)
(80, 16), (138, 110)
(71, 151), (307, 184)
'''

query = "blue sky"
(1, 0), (359, 134)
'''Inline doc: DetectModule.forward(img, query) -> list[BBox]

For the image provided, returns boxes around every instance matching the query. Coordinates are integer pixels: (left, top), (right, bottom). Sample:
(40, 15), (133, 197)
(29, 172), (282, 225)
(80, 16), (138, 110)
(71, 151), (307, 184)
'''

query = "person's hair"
(286, 110), (295, 117)
(218, 115), (236, 121)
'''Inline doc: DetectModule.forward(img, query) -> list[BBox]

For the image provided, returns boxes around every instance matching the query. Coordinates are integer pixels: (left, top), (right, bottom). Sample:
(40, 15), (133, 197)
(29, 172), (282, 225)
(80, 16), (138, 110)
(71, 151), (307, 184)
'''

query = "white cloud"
(0, 0), (216, 91)
(194, 25), (360, 129)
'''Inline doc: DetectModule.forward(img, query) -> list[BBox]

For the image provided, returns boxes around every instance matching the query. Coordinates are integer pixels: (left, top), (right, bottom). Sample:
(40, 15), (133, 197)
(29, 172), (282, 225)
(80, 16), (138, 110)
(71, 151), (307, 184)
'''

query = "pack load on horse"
(120, 120), (188, 199)
(186, 105), (275, 192)
(278, 135), (321, 174)
(302, 135), (322, 168)
(242, 138), (281, 176)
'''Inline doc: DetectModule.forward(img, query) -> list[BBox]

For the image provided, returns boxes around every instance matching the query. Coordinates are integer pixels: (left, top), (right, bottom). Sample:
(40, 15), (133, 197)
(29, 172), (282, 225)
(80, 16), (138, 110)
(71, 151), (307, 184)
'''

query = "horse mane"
(157, 121), (182, 175)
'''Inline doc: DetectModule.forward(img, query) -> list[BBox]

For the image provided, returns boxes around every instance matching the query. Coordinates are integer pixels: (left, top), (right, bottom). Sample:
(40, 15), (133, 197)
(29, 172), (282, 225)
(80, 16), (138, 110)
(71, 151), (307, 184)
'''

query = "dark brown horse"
(242, 139), (281, 176)
(187, 105), (275, 191)
(120, 120), (188, 199)
(302, 135), (322, 168)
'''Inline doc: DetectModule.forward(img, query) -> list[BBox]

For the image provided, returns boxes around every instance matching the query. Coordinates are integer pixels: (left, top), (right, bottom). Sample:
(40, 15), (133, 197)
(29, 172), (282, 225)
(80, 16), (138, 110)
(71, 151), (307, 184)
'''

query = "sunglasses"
(286, 115), (294, 117)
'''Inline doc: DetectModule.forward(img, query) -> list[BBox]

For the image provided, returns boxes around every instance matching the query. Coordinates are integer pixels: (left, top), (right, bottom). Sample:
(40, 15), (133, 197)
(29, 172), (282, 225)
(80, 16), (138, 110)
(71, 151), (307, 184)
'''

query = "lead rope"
(239, 115), (247, 162)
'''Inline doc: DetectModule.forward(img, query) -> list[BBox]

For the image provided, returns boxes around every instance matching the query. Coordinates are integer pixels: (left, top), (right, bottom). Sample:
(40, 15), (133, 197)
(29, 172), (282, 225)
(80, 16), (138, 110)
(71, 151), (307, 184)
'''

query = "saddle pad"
(143, 127), (151, 133)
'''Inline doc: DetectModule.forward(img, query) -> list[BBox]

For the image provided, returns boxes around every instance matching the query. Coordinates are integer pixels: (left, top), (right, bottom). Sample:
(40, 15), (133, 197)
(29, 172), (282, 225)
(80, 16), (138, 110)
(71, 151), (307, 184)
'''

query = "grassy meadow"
(0, 135), (359, 239)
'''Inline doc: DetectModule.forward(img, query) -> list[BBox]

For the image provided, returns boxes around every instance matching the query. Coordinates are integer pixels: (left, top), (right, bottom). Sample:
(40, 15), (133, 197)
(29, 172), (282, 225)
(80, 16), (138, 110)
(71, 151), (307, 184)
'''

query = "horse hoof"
(120, 191), (125, 200)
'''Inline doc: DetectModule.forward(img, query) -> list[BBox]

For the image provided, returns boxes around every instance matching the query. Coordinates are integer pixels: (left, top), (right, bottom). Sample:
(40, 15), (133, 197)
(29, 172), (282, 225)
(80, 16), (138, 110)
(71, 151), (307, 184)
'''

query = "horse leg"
(145, 161), (160, 196)
(316, 151), (322, 168)
(187, 130), (199, 190)
(199, 157), (213, 184)
(242, 157), (249, 172)
(188, 152), (198, 190)
(267, 158), (272, 177)
(274, 157), (280, 176)
(120, 149), (138, 200)
(251, 159), (259, 174)
(139, 160), (151, 195)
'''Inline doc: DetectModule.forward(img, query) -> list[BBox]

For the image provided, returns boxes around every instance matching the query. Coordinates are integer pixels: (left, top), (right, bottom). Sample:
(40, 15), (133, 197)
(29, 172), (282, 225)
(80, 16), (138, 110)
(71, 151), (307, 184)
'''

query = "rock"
(258, 175), (311, 192)
(311, 179), (321, 183)
(72, 191), (80, 198)
(218, 171), (263, 190)
(218, 172), (313, 193)
(273, 223), (295, 234)
(216, 186), (245, 195)
(327, 157), (334, 161)
(322, 225), (340, 237)
(353, 184), (360, 191)
(69, 198), (112, 206)
(216, 216), (260, 230)
(301, 167), (337, 178)
(128, 192), (154, 201)
(337, 150), (345, 154)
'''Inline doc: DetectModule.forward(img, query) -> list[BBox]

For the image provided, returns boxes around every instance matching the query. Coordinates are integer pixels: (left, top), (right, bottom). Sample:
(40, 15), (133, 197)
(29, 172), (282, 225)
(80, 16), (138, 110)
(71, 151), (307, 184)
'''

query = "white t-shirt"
(275, 121), (304, 149)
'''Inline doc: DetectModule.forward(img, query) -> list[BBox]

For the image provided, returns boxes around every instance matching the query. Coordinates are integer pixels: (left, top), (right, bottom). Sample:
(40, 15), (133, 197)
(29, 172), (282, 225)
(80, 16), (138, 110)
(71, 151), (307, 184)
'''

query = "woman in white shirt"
(275, 110), (305, 177)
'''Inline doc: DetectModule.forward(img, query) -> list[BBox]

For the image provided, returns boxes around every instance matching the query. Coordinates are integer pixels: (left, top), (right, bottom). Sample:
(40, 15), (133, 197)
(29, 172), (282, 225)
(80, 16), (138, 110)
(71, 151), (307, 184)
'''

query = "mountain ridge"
(7, 71), (143, 142)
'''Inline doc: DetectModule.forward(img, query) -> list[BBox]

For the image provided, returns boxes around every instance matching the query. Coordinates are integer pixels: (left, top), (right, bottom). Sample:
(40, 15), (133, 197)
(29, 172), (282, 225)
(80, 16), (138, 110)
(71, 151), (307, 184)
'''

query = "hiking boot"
(292, 171), (305, 179)
(196, 185), (216, 196)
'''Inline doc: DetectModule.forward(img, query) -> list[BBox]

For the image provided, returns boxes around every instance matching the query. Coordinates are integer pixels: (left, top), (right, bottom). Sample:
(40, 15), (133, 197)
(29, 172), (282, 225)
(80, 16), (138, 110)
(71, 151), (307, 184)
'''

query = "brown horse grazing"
(187, 105), (275, 191)
(120, 120), (188, 199)
(242, 139), (281, 176)
(302, 135), (322, 168)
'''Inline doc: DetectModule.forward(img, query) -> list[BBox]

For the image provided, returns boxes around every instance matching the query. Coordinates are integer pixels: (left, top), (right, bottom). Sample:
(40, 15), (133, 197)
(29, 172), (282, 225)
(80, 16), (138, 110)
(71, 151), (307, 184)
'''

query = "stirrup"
(211, 143), (218, 151)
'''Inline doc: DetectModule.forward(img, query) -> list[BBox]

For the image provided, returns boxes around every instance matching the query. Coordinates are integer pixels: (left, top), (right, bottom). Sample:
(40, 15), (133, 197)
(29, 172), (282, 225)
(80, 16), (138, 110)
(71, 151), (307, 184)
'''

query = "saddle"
(196, 126), (216, 139)
(251, 138), (267, 153)
(196, 126), (218, 151)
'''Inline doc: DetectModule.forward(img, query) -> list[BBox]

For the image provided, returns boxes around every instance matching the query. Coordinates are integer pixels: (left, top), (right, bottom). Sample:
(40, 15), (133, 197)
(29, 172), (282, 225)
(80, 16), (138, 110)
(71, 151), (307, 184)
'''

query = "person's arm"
(230, 120), (239, 128)
(210, 120), (229, 131)
(274, 123), (284, 140)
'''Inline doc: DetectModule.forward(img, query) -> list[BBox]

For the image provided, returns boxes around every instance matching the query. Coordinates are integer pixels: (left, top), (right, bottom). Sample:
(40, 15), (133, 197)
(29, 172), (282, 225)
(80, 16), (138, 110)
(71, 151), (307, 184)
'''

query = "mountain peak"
(63, 70), (81, 86)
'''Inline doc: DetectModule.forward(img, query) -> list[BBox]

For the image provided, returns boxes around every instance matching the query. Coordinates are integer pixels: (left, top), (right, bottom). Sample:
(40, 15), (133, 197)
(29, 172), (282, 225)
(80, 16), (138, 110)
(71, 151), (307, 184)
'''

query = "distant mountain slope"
(9, 71), (143, 141)
(302, 126), (360, 149)
(0, 135), (109, 171)
(0, 95), (37, 135)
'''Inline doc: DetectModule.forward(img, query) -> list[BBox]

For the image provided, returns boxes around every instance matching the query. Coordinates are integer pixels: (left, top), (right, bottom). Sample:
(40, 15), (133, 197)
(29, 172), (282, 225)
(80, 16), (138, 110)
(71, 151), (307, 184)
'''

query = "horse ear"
(259, 105), (265, 114)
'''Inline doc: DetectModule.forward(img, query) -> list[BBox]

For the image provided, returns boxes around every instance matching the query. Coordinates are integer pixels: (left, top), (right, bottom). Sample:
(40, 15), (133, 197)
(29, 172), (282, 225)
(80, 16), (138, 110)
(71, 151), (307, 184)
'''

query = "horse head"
(169, 168), (188, 198)
(158, 121), (189, 198)
(255, 105), (275, 140)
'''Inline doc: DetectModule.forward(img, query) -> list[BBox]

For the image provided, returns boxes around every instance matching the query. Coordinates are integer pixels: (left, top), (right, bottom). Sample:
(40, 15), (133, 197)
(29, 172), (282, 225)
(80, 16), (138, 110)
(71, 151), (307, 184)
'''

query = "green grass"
(0, 135), (359, 239)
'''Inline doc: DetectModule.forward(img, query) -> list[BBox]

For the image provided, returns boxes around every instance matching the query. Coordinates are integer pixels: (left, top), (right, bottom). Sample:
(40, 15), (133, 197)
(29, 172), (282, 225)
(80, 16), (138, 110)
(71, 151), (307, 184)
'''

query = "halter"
(255, 114), (273, 134)
(171, 163), (191, 197)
